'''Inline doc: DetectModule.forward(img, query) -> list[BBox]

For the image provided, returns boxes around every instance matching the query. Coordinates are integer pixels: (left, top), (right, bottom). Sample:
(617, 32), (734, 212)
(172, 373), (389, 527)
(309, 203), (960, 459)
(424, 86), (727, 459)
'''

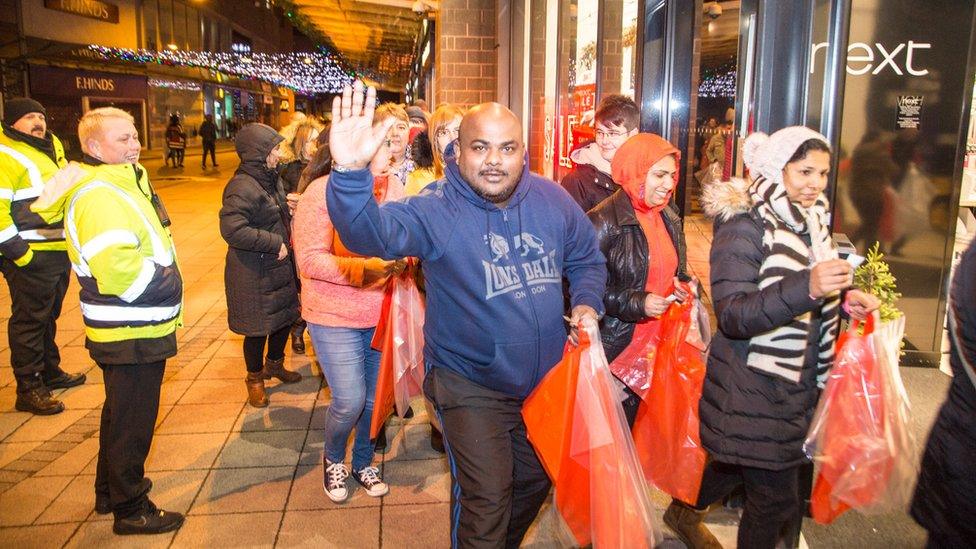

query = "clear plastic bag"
(523, 318), (661, 548)
(804, 314), (917, 524)
(609, 282), (708, 400)
(369, 266), (426, 438)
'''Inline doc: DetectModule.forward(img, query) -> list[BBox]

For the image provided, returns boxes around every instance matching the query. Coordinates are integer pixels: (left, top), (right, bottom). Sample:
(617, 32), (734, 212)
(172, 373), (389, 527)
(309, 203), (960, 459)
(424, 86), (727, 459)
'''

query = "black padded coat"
(700, 185), (828, 471)
(219, 124), (299, 336)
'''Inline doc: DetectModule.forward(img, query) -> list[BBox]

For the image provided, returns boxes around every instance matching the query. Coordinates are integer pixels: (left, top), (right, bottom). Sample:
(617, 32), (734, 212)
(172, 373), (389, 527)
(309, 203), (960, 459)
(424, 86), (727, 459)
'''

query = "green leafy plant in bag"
(853, 242), (903, 323)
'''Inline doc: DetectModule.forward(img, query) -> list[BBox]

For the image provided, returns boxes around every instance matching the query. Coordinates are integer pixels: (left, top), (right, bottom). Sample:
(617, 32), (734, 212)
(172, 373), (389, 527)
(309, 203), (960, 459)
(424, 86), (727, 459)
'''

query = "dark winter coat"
(278, 160), (307, 195)
(698, 179), (827, 470)
(199, 120), (217, 143)
(560, 142), (619, 212)
(911, 240), (976, 545)
(588, 189), (689, 362)
(219, 123), (299, 336)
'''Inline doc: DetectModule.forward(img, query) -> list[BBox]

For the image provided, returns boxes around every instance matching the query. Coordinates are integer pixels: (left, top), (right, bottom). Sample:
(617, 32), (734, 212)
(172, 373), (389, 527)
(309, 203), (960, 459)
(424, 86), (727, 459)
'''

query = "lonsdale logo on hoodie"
(482, 231), (560, 299)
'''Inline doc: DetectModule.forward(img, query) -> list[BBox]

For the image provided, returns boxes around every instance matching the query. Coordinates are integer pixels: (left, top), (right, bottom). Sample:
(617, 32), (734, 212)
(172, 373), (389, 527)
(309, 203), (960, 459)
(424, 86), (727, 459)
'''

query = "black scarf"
(2, 123), (58, 164)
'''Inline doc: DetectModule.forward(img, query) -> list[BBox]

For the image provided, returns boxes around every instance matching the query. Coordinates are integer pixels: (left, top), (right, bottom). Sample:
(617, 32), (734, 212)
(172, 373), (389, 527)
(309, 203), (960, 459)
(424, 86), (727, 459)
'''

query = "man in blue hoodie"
(327, 81), (607, 547)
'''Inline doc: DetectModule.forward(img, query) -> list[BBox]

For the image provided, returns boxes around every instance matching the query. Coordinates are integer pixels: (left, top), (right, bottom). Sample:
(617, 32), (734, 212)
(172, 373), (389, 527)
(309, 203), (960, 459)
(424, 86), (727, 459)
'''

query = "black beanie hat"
(3, 98), (46, 127)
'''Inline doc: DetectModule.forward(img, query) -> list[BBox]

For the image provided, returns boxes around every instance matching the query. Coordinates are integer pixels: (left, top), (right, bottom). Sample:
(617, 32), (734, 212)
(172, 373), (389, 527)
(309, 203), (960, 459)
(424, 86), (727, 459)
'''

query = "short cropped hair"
(78, 107), (135, 154)
(595, 95), (640, 131)
(373, 103), (409, 127)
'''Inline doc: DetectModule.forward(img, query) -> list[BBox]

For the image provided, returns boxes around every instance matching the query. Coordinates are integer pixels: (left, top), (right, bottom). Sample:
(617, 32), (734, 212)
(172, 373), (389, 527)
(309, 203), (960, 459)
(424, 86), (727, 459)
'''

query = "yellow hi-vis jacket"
(0, 130), (67, 265)
(32, 162), (183, 344)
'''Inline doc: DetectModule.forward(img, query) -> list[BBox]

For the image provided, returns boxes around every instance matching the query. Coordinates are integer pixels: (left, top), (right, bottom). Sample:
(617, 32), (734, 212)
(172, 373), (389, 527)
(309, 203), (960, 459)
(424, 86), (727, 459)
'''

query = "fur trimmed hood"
(701, 178), (753, 221)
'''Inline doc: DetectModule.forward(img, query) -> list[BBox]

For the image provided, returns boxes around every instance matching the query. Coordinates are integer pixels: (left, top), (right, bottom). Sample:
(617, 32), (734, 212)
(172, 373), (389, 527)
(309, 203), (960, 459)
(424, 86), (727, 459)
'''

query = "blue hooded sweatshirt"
(326, 157), (607, 398)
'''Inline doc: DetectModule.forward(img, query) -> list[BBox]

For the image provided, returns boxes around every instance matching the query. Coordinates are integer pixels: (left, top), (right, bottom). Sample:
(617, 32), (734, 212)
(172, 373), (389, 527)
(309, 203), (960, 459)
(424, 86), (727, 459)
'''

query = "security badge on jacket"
(482, 231), (560, 300)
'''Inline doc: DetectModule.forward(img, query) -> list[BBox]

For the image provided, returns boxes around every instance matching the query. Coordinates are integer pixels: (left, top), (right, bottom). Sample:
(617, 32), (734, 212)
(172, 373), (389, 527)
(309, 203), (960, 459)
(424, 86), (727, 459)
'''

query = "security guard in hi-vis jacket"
(0, 98), (85, 415)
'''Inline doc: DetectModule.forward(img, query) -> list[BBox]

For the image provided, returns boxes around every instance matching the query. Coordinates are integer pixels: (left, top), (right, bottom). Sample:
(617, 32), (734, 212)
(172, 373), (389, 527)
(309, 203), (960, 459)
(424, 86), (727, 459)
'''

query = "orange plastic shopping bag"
(369, 267), (426, 439)
(523, 319), (659, 548)
(805, 314), (917, 524)
(631, 296), (708, 505)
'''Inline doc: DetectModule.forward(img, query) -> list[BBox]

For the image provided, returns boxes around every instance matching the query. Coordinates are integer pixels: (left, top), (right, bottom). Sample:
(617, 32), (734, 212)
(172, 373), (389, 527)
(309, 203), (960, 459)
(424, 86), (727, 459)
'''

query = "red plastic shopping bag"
(523, 320), (659, 548)
(631, 296), (708, 505)
(369, 266), (426, 439)
(805, 314), (917, 524)
(609, 281), (709, 400)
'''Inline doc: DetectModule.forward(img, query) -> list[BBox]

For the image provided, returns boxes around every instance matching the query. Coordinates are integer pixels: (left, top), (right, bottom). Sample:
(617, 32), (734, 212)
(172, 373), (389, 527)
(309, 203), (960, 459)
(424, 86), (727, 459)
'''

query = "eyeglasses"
(595, 129), (628, 139)
(436, 127), (460, 138)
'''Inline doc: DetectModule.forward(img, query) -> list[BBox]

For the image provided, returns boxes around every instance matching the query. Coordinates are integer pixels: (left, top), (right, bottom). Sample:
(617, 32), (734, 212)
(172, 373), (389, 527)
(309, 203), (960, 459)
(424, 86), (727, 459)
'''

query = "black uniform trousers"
(94, 360), (166, 519)
(424, 367), (551, 549)
(0, 250), (70, 385)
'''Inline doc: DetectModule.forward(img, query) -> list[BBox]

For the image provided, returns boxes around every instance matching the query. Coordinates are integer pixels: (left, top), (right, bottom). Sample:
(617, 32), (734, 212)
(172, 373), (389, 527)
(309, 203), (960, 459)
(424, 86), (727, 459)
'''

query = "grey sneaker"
(354, 466), (389, 497)
(324, 460), (349, 503)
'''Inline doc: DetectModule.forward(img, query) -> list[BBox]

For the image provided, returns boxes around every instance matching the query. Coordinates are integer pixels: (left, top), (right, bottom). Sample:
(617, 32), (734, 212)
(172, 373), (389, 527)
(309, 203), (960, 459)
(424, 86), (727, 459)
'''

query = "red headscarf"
(607, 134), (681, 388)
(610, 133), (681, 214)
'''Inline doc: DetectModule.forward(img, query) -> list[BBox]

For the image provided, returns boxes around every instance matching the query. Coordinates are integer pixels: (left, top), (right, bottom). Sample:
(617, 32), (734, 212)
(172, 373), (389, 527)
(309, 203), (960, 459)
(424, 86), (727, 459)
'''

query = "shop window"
(187, 7), (201, 51)
(554, 0), (599, 181)
(143, 0), (159, 50)
(158, 0), (173, 48)
(527, 0), (555, 177)
(173, 2), (187, 49)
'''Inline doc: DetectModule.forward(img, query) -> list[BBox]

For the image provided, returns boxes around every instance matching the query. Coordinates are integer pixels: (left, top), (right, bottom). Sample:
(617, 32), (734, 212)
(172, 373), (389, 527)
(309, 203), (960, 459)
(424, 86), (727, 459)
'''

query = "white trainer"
(354, 466), (389, 497)
(324, 460), (349, 503)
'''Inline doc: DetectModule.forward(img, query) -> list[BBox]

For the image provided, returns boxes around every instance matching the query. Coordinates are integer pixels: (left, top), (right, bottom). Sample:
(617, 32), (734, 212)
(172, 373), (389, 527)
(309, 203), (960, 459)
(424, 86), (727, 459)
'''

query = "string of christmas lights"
(698, 68), (736, 99)
(148, 78), (202, 91)
(88, 45), (355, 94)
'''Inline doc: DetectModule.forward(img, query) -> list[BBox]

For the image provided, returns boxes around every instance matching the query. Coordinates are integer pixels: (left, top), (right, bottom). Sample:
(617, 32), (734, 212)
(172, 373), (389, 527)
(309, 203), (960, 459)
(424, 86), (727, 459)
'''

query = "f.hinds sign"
(43, 0), (119, 24)
(29, 65), (146, 99)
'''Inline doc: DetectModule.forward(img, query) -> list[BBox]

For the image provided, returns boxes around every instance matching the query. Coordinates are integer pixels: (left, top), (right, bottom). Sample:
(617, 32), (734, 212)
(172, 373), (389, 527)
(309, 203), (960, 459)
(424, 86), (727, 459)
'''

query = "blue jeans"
(307, 323), (380, 472)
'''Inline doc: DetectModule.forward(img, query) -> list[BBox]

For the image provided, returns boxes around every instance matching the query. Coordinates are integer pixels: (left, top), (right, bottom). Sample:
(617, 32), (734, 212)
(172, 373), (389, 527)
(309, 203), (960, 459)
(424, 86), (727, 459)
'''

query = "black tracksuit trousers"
(424, 367), (551, 549)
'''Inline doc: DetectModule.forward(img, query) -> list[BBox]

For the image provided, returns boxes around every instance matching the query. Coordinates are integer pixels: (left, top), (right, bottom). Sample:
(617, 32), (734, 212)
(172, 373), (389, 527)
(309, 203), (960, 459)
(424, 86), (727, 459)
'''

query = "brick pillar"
(434, 0), (498, 107)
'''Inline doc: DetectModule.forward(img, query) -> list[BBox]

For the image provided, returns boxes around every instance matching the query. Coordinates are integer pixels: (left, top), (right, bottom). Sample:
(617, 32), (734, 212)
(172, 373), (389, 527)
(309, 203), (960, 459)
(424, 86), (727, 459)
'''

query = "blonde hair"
(78, 107), (135, 155)
(429, 104), (466, 178)
(278, 116), (324, 163)
(373, 103), (409, 127)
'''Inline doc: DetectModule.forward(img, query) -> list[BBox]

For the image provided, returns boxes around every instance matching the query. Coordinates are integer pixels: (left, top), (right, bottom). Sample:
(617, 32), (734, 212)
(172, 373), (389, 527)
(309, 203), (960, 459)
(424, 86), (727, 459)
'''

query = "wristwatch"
(331, 161), (363, 173)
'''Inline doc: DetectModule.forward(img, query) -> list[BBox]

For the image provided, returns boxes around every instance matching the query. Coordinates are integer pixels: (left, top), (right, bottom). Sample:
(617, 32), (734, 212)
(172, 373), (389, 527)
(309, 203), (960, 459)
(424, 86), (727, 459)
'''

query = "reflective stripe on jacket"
(62, 163), (183, 343)
(0, 132), (67, 263)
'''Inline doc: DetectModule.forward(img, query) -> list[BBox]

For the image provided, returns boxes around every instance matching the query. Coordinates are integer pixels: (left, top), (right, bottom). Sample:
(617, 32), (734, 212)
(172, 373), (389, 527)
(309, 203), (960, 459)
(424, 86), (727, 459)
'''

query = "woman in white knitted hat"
(663, 127), (881, 549)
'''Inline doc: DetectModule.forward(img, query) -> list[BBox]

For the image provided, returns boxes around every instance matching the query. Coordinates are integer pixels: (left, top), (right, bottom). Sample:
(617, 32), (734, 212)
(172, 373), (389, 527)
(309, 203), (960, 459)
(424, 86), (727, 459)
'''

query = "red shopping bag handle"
(848, 313), (875, 335)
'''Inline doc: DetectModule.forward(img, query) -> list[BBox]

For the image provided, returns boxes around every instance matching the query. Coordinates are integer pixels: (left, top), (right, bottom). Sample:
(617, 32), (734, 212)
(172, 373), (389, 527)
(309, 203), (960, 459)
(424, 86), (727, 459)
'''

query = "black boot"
(113, 501), (185, 536)
(290, 322), (306, 354)
(43, 370), (87, 390)
(15, 375), (65, 415)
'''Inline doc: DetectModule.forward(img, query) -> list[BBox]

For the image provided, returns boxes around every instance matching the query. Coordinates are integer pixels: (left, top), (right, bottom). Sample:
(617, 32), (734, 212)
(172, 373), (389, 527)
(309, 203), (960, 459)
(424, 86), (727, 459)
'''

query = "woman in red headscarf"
(587, 133), (691, 427)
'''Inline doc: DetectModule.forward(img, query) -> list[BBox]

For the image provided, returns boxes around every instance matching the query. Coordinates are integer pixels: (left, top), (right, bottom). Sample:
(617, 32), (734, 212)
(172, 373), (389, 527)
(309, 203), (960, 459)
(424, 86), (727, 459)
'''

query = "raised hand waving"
(329, 80), (396, 170)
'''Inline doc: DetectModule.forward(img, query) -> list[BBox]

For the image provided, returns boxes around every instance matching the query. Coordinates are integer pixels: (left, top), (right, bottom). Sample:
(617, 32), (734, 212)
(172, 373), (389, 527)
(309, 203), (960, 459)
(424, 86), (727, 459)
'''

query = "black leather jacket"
(588, 190), (688, 362)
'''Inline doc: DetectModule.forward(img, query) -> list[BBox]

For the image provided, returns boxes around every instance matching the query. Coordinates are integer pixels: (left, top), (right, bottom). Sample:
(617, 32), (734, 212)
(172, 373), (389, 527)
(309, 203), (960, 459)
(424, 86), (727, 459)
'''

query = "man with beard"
(0, 98), (85, 415)
(32, 107), (184, 535)
(327, 81), (607, 547)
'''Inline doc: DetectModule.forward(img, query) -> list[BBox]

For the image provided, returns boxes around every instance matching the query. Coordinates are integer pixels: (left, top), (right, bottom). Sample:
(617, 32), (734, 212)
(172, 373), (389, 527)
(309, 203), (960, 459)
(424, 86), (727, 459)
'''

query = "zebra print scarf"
(747, 175), (841, 386)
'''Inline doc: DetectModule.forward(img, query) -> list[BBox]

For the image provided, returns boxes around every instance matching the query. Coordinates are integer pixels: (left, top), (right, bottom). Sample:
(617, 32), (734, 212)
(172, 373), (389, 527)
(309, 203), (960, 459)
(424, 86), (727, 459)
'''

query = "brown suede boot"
(245, 372), (269, 407)
(262, 357), (302, 383)
(663, 500), (723, 549)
